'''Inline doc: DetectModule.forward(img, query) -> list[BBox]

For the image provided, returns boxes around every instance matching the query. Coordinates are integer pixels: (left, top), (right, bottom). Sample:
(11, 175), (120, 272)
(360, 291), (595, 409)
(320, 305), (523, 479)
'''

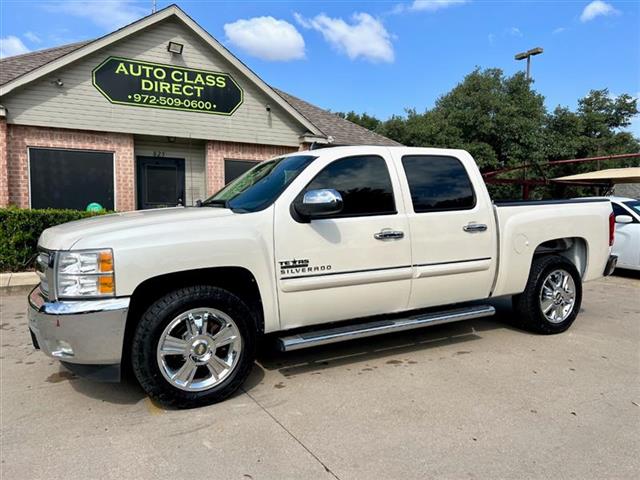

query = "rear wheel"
(131, 285), (256, 408)
(512, 255), (582, 334)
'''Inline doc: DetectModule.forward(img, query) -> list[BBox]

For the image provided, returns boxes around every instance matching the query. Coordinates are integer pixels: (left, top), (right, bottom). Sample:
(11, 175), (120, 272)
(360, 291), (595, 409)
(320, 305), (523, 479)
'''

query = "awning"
(553, 167), (640, 184)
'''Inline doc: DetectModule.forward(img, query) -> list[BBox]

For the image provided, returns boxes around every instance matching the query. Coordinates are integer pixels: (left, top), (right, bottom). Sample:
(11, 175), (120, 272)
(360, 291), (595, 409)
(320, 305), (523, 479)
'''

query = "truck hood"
(39, 207), (235, 250)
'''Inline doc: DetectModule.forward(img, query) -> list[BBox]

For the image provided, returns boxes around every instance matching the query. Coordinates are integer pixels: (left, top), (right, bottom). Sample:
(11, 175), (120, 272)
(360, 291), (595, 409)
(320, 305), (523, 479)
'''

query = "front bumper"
(604, 255), (618, 277)
(28, 287), (130, 376)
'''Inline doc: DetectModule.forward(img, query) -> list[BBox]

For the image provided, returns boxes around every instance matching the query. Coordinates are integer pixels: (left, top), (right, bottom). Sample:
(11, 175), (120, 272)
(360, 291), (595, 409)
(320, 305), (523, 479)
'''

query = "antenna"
(152, 0), (157, 13)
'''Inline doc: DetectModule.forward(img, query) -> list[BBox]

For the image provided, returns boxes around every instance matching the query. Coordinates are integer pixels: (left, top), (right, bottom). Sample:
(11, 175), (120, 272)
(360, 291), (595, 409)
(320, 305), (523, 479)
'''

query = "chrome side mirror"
(615, 214), (633, 224)
(294, 189), (343, 220)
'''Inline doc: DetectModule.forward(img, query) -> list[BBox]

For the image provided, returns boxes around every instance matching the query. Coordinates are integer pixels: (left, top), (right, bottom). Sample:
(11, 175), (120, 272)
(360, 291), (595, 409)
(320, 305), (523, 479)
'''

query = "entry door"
(274, 153), (412, 330)
(137, 157), (185, 209)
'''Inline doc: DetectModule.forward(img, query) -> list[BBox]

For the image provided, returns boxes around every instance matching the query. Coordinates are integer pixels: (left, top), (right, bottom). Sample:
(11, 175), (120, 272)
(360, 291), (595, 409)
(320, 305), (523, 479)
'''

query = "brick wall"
(0, 116), (8, 207)
(205, 140), (297, 195)
(5, 125), (135, 210)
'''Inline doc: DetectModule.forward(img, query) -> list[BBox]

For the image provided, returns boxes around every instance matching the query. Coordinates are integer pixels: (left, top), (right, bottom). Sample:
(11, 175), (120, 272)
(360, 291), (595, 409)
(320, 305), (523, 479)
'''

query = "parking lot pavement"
(1, 274), (639, 480)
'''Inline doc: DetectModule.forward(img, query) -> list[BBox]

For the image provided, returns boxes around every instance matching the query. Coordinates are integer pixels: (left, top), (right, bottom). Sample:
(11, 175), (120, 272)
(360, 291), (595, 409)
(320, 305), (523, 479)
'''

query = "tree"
(379, 69), (549, 171)
(334, 111), (382, 132)
(352, 69), (639, 199)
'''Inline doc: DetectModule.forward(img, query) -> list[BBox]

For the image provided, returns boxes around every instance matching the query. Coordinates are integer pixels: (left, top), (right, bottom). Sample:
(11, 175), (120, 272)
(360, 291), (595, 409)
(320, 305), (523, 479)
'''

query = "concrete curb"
(0, 272), (39, 288)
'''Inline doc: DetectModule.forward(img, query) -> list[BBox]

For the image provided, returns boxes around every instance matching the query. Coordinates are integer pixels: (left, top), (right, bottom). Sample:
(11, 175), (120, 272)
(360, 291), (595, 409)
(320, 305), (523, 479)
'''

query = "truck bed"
(491, 198), (612, 297)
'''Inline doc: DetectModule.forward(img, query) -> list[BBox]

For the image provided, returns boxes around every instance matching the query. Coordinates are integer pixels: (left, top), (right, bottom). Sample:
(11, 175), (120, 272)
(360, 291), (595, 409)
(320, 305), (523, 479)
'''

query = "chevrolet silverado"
(28, 146), (617, 407)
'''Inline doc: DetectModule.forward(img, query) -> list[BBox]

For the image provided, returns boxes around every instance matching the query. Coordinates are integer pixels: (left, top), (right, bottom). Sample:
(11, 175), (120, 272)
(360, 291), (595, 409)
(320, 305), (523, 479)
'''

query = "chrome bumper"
(28, 287), (130, 366)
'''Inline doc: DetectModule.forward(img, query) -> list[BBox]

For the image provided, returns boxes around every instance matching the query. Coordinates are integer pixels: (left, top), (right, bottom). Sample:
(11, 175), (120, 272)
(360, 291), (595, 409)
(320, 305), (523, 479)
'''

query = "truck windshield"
(201, 155), (316, 212)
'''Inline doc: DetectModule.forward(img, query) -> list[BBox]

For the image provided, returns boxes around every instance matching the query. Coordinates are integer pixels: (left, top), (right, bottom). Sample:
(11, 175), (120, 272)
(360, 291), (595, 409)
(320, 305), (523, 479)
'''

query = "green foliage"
(335, 111), (382, 132)
(352, 69), (640, 199)
(0, 207), (108, 272)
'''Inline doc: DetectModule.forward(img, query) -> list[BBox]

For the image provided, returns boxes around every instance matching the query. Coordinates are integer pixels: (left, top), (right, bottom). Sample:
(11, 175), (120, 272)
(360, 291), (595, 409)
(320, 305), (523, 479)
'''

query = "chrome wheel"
(539, 269), (576, 324)
(156, 308), (242, 392)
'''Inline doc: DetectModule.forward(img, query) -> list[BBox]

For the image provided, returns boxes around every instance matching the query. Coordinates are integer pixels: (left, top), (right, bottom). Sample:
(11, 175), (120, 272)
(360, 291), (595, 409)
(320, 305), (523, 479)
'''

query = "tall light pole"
(514, 47), (543, 80)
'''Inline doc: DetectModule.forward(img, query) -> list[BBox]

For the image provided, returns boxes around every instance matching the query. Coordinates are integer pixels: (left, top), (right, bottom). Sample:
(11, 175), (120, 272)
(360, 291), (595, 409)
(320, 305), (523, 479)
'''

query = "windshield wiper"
(201, 199), (228, 208)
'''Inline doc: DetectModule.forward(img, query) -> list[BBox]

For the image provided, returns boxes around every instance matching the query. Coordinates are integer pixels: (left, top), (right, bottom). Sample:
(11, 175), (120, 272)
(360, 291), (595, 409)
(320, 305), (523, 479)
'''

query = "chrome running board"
(277, 304), (495, 352)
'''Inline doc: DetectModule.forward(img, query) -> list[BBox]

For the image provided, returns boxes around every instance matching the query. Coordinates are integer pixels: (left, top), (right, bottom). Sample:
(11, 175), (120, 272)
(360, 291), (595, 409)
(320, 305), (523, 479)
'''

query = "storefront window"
(29, 148), (114, 210)
(225, 159), (259, 184)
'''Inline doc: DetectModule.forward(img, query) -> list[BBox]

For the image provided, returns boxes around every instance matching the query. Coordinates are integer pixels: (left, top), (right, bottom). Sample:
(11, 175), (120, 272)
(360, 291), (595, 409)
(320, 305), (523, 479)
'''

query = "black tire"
(512, 255), (582, 334)
(131, 285), (256, 409)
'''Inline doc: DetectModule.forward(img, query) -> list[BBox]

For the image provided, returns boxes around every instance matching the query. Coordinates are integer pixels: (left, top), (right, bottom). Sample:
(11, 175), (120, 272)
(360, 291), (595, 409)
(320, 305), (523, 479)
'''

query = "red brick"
(5, 125), (135, 210)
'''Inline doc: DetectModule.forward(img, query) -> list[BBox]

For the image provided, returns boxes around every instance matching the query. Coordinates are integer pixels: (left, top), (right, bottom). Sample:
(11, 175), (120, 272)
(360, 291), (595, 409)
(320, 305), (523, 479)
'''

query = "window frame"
(401, 154), (477, 214)
(292, 153), (398, 220)
(28, 147), (116, 210)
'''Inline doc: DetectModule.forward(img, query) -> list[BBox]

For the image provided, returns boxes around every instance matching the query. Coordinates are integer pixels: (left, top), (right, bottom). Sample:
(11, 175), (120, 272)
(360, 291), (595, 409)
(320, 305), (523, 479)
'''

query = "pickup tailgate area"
(491, 199), (612, 297)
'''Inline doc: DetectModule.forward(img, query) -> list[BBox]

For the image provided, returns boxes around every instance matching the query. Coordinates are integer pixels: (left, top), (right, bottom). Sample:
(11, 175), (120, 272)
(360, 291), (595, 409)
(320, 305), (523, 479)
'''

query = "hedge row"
(0, 207), (108, 272)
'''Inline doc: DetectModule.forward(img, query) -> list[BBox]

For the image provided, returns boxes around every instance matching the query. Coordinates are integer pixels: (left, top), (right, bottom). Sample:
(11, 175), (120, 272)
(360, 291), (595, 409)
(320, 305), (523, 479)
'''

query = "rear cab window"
(401, 155), (476, 212)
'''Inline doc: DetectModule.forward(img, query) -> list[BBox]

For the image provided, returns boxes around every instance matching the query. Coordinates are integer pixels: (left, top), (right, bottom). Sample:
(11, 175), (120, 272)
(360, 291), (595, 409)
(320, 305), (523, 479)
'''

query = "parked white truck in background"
(28, 146), (617, 408)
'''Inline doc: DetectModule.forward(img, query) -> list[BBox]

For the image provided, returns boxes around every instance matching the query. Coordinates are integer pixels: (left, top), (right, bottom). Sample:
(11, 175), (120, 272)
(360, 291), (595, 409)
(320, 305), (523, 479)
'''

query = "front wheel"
(512, 255), (582, 334)
(131, 285), (256, 408)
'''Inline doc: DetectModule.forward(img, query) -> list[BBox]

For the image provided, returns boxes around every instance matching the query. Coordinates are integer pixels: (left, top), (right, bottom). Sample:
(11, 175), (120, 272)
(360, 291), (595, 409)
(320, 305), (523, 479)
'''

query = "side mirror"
(615, 214), (633, 224)
(293, 189), (343, 220)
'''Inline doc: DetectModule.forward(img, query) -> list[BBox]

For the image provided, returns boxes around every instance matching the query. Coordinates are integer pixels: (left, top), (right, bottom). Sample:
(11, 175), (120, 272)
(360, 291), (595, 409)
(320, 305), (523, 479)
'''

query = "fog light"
(51, 341), (74, 358)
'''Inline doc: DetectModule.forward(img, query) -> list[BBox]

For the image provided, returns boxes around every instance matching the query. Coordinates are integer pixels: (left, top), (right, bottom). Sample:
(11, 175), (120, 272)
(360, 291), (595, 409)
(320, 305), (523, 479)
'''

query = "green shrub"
(0, 207), (109, 272)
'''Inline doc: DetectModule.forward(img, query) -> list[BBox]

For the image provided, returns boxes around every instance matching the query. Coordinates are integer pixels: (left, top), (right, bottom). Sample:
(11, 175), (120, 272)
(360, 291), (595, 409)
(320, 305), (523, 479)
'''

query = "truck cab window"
(402, 155), (476, 212)
(305, 155), (396, 217)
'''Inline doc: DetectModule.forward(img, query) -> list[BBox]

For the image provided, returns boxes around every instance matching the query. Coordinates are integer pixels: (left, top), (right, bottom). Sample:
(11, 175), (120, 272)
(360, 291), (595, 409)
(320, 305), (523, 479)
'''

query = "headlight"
(56, 249), (115, 298)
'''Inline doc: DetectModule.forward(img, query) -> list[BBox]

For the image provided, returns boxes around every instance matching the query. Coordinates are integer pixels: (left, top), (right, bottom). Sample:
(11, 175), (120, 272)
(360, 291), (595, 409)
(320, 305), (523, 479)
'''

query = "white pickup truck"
(28, 146), (617, 408)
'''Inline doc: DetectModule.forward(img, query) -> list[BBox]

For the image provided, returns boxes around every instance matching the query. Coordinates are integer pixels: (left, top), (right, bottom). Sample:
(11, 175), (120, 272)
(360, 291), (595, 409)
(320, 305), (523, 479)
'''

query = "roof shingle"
(274, 89), (400, 146)
(0, 41), (92, 86)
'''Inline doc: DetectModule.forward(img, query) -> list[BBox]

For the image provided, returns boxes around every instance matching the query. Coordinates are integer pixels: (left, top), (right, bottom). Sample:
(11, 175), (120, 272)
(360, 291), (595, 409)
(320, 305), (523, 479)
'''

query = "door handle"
(374, 229), (404, 240)
(463, 223), (488, 233)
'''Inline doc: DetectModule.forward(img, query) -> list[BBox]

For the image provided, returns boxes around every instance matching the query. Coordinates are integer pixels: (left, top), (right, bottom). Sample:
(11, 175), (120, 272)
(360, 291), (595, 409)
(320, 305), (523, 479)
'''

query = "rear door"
(394, 151), (497, 309)
(273, 151), (412, 329)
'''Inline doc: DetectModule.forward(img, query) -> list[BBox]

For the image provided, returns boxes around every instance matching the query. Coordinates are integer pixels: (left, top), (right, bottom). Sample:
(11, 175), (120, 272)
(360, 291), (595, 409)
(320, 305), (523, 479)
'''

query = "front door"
(137, 157), (185, 209)
(274, 152), (412, 330)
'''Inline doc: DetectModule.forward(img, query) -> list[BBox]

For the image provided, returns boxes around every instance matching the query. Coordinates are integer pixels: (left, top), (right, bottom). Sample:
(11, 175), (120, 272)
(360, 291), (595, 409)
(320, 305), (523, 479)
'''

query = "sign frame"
(92, 56), (244, 116)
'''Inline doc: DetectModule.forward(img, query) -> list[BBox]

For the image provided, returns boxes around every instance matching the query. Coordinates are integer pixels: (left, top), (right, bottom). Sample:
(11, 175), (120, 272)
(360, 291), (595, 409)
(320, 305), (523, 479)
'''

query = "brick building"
(0, 5), (397, 211)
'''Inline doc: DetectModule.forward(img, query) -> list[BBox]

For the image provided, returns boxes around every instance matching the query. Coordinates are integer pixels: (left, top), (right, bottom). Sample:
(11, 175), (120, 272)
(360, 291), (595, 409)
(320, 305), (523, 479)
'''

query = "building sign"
(92, 57), (243, 115)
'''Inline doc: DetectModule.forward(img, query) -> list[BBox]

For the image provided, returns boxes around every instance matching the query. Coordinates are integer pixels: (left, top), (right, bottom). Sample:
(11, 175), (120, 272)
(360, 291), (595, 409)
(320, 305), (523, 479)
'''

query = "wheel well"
(533, 237), (588, 277)
(121, 267), (264, 376)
